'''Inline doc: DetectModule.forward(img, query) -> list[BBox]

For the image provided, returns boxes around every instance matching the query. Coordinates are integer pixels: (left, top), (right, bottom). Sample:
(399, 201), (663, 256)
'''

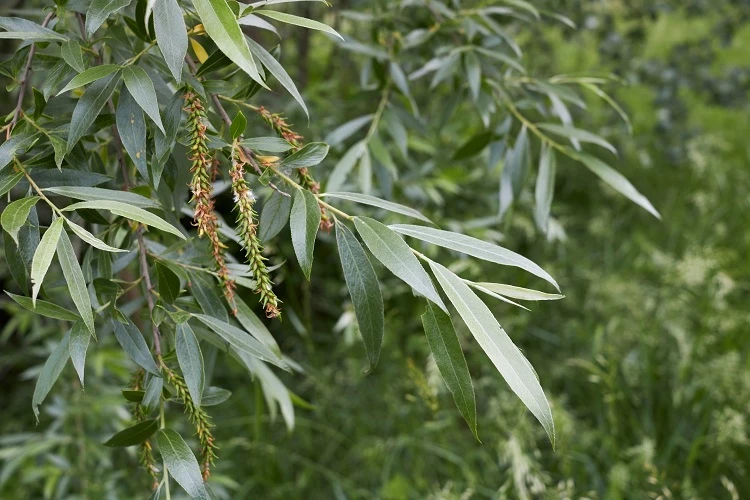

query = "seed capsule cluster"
(184, 91), (235, 304)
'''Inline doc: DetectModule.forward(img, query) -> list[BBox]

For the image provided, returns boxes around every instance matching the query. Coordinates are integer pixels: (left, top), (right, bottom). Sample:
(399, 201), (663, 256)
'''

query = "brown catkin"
(184, 90), (236, 304)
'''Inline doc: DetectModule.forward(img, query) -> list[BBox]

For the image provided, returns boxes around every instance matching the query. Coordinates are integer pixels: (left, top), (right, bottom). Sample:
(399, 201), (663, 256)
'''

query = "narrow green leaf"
(116, 87), (149, 183)
(241, 137), (293, 153)
(111, 316), (160, 375)
(32, 330), (71, 421)
(193, 0), (267, 87)
(58, 65), (121, 95)
(45, 186), (159, 208)
(0, 171), (23, 196)
(538, 123), (616, 155)
(429, 260), (555, 446)
(324, 115), (373, 147)
(31, 217), (65, 305)
(66, 72), (122, 152)
(464, 51), (481, 101)
(577, 153), (661, 219)
(157, 429), (208, 499)
(65, 219), (127, 253)
(69, 320), (91, 386)
(86, 0), (133, 36)
(190, 271), (228, 322)
(258, 191), (292, 242)
(0, 17), (68, 42)
(156, 261), (180, 303)
(336, 221), (383, 369)
(61, 40), (85, 73)
(421, 302), (478, 439)
(176, 323), (205, 407)
(0, 133), (37, 173)
(255, 10), (343, 40)
(246, 36), (308, 117)
(154, 0), (187, 82)
(534, 144), (556, 233)
(290, 189), (320, 280)
(50, 135), (66, 170)
(105, 419), (159, 447)
(62, 200), (185, 239)
(2, 196), (40, 245)
(193, 314), (288, 370)
(201, 387), (231, 406)
(474, 282), (564, 301)
(234, 297), (280, 354)
(230, 110), (247, 140)
(389, 224), (560, 291)
(280, 142), (329, 169)
(6, 292), (80, 322)
(122, 66), (166, 134)
(321, 192), (432, 223)
(142, 375), (163, 412)
(326, 140), (366, 192)
(57, 229), (95, 335)
(353, 217), (446, 311)
(122, 389), (145, 403)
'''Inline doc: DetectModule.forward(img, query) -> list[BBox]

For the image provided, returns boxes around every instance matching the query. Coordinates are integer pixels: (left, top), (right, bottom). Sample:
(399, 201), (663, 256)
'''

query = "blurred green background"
(1, 1), (749, 498)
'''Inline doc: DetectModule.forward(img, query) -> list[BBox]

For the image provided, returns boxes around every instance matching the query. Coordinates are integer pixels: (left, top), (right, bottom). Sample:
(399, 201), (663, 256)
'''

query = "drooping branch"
(5, 12), (55, 140)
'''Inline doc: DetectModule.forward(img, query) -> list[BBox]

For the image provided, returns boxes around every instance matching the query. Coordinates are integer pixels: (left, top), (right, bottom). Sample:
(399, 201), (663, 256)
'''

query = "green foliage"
(1, 0), (746, 498)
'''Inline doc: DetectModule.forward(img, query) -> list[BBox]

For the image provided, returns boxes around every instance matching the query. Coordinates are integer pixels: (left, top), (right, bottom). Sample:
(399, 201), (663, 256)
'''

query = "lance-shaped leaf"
(0, 17), (68, 41)
(0, 133), (38, 173)
(156, 262), (180, 304)
(6, 292), (80, 322)
(65, 219), (126, 253)
(58, 65), (121, 95)
(429, 260), (555, 446)
(57, 229), (95, 335)
(255, 10), (343, 40)
(280, 142), (329, 170)
(389, 224), (560, 291)
(193, 0), (266, 87)
(534, 144), (556, 233)
(0, 171), (23, 196)
(86, 0), (133, 36)
(241, 137), (293, 153)
(116, 87), (149, 183)
(421, 302), (477, 439)
(31, 217), (65, 304)
(576, 153), (661, 219)
(324, 115), (373, 147)
(290, 189), (320, 280)
(44, 186), (159, 208)
(538, 123), (617, 155)
(154, 0), (187, 82)
(157, 429), (208, 499)
(176, 323), (205, 407)
(62, 200), (185, 239)
(2, 196), (40, 245)
(336, 221), (384, 369)
(234, 297), (280, 354)
(105, 419), (159, 447)
(246, 36), (308, 117)
(321, 192), (432, 224)
(190, 271), (228, 323)
(66, 72), (122, 152)
(32, 330), (71, 421)
(61, 40), (85, 72)
(259, 190), (292, 242)
(111, 317), (160, 375)
(474, 283), (564, 302)
(122, 66), (165, 134)
(69, 320), (91, 386)
(354, 217), (446, 311)
(193, 314), (288, 370)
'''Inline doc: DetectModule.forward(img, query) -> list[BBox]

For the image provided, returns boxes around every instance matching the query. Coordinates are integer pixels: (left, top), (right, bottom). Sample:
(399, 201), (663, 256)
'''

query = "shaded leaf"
(32, 330), (71, 421)
(111, 316), (160, 375)
(290, 189), (320, 280)
(105, 419), (159, 447)
(57, 229), (95, 335)
(69, 320), (91, 386)
(176, 322), (205, 407)
(321, 192), (432, 223)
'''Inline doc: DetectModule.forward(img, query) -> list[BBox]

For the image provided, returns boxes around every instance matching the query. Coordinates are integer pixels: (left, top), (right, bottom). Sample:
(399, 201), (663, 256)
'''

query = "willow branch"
(5, 12), (55, 140)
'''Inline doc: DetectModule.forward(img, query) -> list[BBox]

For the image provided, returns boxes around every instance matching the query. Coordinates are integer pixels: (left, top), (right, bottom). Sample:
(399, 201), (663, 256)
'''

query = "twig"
(6, 12), (55, 140)
(184, 55), (290, 198)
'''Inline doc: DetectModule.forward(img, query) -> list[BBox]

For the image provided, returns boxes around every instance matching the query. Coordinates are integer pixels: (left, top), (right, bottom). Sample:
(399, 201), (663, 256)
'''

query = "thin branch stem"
(6, 12), (54, 140)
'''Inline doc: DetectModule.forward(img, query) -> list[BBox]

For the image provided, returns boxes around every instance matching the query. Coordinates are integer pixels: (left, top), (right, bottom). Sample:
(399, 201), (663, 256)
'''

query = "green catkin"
(130, 370), (159, 490)
(231, 144), (282, 318)
(160, 360), (217, 482)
